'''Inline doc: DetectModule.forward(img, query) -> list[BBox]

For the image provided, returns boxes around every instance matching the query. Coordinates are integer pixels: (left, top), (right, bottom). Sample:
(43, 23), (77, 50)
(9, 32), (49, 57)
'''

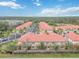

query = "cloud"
(34, 2), (41, 6)
(33, 0), (41, 6)
(39, 7), (79, 16)
(0, 1), (22, 9)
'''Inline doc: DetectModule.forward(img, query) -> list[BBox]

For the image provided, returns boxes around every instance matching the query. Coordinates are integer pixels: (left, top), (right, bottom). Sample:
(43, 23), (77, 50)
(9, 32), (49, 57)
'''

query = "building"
(39, 22), (53, 33)
(18, 32), (66, 50)
(67, 32), (79, 44)
(16, 22), (32, 30)
(55, 25), (79, 36)
(16, 22), (79, 50)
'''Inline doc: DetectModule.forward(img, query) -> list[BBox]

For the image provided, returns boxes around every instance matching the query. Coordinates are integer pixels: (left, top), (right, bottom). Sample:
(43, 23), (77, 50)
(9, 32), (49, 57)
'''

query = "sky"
(0, 0), (79, 16)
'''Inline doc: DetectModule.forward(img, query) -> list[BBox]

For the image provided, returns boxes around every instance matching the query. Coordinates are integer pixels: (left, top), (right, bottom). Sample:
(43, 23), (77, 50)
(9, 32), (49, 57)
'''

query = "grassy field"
(0, 53), (79, 58)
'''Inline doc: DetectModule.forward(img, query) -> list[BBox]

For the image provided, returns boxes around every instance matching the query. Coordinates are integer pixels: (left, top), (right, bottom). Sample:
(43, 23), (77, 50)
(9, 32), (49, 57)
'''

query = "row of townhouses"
(16, 22), (79, 50)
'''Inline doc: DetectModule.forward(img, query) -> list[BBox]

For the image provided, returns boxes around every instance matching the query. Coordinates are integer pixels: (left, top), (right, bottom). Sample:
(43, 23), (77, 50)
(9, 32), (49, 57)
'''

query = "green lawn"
(0, 53), (79, 58)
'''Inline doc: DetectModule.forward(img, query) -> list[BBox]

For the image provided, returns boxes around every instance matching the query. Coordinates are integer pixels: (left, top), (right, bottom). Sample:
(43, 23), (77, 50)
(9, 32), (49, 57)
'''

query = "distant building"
(16, 22), (32, 30)
(39, 22), (54, 33)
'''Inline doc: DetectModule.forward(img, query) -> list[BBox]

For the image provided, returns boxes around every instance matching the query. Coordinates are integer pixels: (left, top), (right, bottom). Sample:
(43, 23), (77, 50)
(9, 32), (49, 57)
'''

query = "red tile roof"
(19, 32), (65, 43)
(56, 25), (79, 30)
(48, 33), (65, 42)
(19, 32), (35, 43)
(67, 32), (79, 41)
(16, 22), (32, 30)
(39, 22), (53, 30)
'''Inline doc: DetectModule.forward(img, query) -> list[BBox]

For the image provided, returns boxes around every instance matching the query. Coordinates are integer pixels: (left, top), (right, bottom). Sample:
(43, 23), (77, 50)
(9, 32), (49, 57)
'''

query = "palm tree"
(65, 41), (73, 50)
(38, 42), (46, 50)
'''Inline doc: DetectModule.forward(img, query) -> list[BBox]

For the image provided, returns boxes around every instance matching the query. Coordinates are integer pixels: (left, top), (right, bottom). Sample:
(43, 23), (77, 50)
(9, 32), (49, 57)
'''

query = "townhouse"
(17, 32), (66, 50)
(16, 22), (79, 50)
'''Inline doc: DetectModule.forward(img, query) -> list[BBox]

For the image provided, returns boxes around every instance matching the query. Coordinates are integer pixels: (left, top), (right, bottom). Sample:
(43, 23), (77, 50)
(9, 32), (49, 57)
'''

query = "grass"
(0, 53), (79, 58)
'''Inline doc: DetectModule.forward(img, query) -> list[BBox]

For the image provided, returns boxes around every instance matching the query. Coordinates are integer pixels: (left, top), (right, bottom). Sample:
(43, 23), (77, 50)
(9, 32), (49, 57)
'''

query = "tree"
(38, 42), (46, 49)
(0, 41), (17, 53)
(65, 41), (73, 50)
(53, 44), (59, 51)
(53, 29), (63, 34)
(0, 21), (14, 38)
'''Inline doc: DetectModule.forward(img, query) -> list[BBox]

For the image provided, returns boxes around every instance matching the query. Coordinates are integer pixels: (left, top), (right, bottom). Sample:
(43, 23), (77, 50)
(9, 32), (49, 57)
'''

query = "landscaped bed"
(0, 53), (79, 58)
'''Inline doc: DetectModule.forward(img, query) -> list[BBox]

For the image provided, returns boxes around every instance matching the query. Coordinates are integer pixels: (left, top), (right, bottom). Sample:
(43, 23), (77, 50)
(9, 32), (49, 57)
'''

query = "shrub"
(27, 46), (31, 50)
(38, 42), (46, 50)
(65, 41), (73, 50)
(53, 44), (59, 51)
(0, 41), (17, 53)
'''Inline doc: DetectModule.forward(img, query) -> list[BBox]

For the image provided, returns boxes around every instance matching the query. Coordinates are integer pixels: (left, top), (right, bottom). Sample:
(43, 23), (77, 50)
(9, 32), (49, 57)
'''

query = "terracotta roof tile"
(56, 25), (79, 30)
(16, 22), (32, 30)
(67, 32), (79, 41)
(19, 32), (65, 43)
(39, 22), (52, 30)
